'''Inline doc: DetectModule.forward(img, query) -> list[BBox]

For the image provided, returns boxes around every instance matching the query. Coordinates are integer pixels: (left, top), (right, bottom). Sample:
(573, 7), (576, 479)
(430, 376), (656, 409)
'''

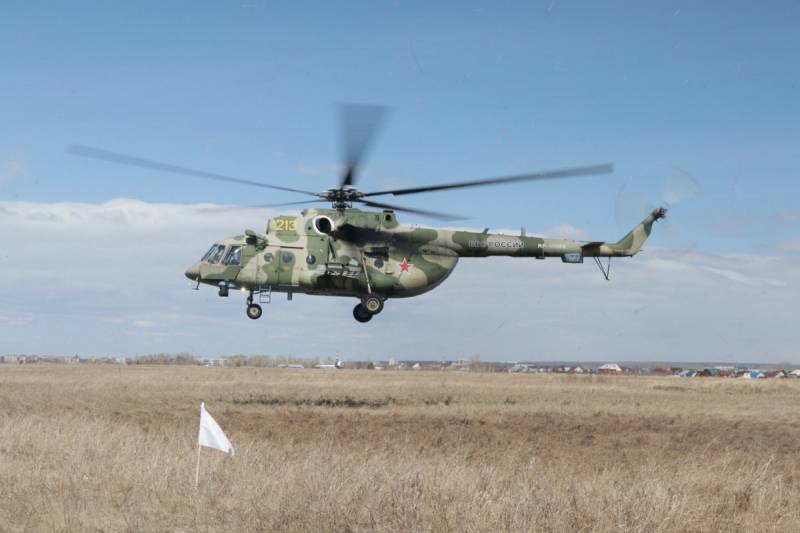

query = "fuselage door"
(219, 244), (244, 282)
(259, 248), (279, 286)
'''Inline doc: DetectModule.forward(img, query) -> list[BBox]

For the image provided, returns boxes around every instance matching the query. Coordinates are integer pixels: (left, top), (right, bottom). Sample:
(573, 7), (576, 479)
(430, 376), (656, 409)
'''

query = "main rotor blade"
(361, 163), (614, 197)
(67, 144), (320, 196)
(339, 104), (389, 188)
(357, 199), (464, 221)
(254, 199), (326, 208)
(196, 199), (325, 213)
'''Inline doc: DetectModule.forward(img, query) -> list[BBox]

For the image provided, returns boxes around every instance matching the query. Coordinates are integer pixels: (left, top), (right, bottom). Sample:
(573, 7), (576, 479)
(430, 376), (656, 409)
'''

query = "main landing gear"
(353, 295), (385, 323)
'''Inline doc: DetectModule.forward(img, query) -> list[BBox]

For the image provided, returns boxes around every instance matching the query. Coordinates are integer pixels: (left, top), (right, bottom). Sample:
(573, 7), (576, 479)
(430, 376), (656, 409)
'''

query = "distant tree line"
(132, 353), (199, 365)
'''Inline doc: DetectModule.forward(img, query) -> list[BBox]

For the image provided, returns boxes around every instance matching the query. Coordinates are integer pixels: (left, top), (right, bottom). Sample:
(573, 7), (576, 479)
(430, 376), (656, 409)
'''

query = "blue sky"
(1, 1), (798, 361)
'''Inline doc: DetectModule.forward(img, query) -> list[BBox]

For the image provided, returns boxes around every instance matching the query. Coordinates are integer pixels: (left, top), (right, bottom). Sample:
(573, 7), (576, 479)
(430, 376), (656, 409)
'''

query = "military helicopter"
(68, 105), (665, 323)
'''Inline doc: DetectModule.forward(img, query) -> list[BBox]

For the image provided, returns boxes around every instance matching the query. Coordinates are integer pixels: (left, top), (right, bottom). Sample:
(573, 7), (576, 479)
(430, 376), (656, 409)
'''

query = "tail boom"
(419, 208), (667, 259)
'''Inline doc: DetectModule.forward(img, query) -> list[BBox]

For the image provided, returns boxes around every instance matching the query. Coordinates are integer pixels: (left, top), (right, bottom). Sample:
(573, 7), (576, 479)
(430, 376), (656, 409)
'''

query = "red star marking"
(399, 258), (412, 272)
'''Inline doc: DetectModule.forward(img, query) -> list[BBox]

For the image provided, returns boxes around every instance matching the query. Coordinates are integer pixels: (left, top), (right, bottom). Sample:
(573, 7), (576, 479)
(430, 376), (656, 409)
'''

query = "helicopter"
(68, 105), (666, 323)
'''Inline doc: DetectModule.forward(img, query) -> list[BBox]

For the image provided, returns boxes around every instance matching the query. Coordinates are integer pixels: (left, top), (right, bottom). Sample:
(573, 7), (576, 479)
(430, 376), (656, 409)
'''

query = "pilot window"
(207, 244), (226, 264)
(223, 246), (242, 266)
(201, 245), (217, 261)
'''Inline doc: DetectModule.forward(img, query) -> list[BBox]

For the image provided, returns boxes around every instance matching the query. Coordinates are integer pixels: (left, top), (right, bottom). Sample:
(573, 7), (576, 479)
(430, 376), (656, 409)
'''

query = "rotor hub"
(324, 187), (364, 209)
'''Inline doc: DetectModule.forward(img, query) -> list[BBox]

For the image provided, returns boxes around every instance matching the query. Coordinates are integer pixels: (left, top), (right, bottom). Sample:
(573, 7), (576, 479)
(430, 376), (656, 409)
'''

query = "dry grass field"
(1, 365), (800, 532)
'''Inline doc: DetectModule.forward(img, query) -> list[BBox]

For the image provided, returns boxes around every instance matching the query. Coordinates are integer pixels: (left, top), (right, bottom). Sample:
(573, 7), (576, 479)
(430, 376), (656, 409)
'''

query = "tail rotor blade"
(614, 168), (704, 257)
(614, 180), (653, 228)
(662, 167), (703, 207)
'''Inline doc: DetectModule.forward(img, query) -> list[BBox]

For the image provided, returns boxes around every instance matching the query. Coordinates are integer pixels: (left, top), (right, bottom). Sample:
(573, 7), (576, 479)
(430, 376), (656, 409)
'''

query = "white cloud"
(778, 240), (800, 253)
(0, 312), (35, 327)
(0, 155), (26, 185)
(700, 266), (785, 288)
(0, 198), (263, 234)
(542, 223), (589, 240)
(0, 199), (796, 363)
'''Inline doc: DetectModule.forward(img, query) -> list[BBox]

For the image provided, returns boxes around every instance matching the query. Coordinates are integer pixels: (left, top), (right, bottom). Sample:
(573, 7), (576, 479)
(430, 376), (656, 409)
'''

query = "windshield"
(223, 245), (242, 266)
(205, 244), (226, 264)
(200, 245), (217, 261)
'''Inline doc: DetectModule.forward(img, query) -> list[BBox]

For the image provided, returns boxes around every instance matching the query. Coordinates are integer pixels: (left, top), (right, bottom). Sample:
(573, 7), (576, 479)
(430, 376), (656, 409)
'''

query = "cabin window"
(282, 253), (293, 263)
(306, 255), (316, 265)
(223, 246), (242, 266)
(207, 244), (226, 264)
(263, 252), (274, 263)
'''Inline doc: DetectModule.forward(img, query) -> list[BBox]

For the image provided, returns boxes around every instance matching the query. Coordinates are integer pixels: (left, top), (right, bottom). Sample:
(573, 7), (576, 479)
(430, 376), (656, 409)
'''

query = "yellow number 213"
(275, 219), (297, 231)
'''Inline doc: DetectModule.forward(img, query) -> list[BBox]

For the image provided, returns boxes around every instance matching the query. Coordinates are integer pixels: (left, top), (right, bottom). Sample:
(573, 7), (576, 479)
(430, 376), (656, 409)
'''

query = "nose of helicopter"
(185, 262), (200, 281)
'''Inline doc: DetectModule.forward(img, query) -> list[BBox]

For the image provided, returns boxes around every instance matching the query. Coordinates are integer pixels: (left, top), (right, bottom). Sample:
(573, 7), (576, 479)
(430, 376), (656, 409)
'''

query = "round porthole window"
(306, 255), (316, 265)
(374, 258), (384, 268)
(263, 252), (274, 263)
(282, 253), (293, 263)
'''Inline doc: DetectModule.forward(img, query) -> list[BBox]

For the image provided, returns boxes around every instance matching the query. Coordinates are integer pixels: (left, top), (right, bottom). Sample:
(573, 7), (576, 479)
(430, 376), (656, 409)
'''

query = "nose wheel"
(246, 303), (263, 320)
(245, 291), (262, 320)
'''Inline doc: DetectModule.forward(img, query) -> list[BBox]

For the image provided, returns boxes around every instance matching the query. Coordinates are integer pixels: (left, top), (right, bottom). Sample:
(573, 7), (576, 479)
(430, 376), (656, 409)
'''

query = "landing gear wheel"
(246, 303), (263, 320)
(353, 304), (373, 323)
(362, 296), (384, 315)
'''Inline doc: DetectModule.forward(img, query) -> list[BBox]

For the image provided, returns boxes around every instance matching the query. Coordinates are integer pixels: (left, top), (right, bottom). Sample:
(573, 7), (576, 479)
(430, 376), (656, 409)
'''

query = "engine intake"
(313, 216), (335, 235)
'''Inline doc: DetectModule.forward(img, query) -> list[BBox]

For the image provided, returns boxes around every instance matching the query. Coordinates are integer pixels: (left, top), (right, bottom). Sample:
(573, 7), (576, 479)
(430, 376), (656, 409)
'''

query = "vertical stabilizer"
(611, 207), (667, 256)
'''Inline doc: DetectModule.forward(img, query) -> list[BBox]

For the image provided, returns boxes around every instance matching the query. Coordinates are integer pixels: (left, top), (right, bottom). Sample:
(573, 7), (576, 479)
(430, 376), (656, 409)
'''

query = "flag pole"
(194, 442), (201, 490)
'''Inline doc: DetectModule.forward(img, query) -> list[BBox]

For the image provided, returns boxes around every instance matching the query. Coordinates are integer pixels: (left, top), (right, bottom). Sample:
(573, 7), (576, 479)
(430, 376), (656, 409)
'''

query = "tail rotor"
(614, 167), (703, 257)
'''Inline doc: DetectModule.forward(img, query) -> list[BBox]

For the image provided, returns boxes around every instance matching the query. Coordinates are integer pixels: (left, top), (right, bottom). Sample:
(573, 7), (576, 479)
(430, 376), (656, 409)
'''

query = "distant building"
(598, 363), (622, 374)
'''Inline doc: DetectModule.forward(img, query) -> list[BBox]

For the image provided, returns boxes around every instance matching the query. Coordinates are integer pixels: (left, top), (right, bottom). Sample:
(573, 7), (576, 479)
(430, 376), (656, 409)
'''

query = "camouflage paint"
(185, 207), (665, 300)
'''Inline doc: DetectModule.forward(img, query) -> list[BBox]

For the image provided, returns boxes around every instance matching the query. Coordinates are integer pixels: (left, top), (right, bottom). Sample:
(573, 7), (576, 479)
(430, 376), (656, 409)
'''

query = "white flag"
(198, 402), (234, 457)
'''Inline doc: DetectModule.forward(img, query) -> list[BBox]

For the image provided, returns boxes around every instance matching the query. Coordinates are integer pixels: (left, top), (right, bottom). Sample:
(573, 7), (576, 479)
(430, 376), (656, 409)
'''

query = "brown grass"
(1, 365), (799, 532)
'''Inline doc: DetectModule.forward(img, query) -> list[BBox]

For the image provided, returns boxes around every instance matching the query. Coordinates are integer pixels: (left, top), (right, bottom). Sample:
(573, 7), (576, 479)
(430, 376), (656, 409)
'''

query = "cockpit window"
(201, 245), (217, 261)
(206, 244), (226, 264)
(223, 245), (242, 266)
